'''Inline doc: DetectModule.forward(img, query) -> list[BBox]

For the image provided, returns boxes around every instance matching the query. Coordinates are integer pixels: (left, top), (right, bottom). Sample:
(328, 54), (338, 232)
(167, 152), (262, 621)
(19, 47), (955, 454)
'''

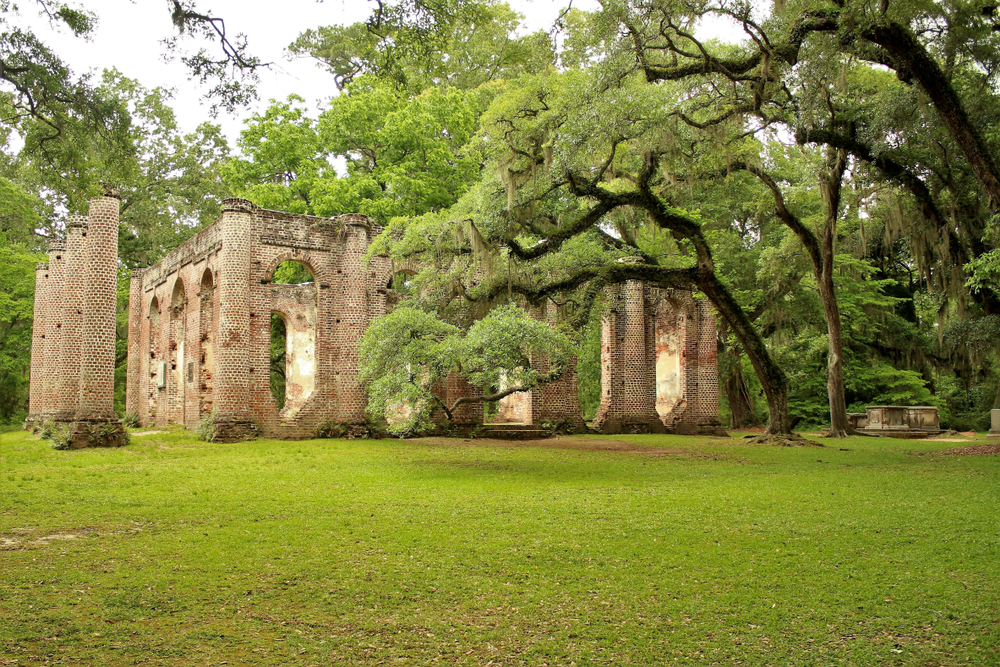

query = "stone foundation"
(67, 420), (128, 449)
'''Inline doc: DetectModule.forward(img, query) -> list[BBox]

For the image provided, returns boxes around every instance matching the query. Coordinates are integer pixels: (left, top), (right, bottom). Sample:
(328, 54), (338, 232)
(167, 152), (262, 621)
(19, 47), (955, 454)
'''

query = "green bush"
(197, 410), (216, 442)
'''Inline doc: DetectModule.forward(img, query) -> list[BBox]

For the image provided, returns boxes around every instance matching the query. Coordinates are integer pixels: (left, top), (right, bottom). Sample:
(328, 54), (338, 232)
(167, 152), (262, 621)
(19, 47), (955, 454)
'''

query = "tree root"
(744, 432), (823, 447)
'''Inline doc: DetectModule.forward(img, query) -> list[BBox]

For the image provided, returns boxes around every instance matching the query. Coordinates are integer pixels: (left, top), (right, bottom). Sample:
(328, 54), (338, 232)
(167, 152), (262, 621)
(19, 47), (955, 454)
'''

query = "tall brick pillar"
(24, 262), (49, 428)
(694, 299), (725, 435)
(40, 240), (65, 420)
(213, 198), (256, 441)
(592, 281), (665, 434)
(54, 218), (87, 421)
(125, 268), (145, 419)
(338, 220), (371, 423)
(76, 197), (120, 422)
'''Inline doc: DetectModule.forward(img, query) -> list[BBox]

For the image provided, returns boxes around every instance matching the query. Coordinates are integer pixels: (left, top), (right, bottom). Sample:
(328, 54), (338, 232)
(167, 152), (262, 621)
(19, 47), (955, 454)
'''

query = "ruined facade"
(28, 198), (724, 442)
(591, 283), (725, 435)
(24, 195), (127, 447)
(125, 199), (408, 440)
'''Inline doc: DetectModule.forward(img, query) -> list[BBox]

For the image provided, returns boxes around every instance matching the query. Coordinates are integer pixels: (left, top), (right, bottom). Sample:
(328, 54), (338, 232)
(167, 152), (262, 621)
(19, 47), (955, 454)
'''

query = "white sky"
(14, 0), (603, 145)
(13, 0), (740, 147)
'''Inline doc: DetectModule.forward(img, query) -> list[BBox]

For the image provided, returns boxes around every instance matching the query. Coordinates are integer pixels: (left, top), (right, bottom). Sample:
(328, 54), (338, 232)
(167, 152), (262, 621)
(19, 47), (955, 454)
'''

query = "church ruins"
(26, 196), (724, 445)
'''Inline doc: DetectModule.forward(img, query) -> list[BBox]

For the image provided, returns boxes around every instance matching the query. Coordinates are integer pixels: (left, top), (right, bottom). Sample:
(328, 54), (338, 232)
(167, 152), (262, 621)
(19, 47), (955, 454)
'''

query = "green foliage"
(271, 260), (314, 284)
(0, 242), (43, 423)
(223, 81), (486, 224)
(358, 307), (461, 436)
(37, 420), (71, 449)
(270, 314), (287, 411)
(196, 410), (216, 443)
(575, 309), (603, 420)
(288, 1), (555, 92)
(359, 305), (572, 435)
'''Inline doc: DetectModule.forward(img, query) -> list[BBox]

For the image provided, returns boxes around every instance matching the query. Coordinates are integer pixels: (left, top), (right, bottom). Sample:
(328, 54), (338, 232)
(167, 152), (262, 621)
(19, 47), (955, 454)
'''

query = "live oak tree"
(359, 304), (573, 435)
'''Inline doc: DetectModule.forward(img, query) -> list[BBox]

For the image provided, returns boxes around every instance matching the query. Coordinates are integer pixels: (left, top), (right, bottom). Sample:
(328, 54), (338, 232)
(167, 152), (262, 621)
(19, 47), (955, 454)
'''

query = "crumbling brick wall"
(25, 196), (125, 446)
(30, 198), (723, 442)
(124, 200), (394, 441)
(592, 283), (724, 435)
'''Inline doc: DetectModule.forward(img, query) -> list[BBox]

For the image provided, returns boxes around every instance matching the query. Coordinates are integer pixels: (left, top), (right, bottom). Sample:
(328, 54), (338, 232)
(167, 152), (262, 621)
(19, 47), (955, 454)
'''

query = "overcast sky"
(14, 0), (740, 148)
(13, 1), (610, 145)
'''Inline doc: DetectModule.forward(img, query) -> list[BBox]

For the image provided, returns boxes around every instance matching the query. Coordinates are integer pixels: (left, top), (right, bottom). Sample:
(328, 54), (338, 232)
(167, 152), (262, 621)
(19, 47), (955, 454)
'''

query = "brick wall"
(594, 284), (723, 435)
(122, 204), (720, 440)
(25, 262), (48, 423)
(77, 196), (120, 421)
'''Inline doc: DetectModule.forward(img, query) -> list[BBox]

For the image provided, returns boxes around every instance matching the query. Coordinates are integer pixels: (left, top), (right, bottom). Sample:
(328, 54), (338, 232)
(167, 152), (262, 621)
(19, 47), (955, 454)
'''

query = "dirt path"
(410, 435), (732, 458)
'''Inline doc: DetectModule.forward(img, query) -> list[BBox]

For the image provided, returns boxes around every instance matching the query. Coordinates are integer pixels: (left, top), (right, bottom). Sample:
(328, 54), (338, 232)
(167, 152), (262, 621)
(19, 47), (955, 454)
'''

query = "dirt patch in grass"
(413, 435), (720, 458)
(939, 442), (1000, 456)
(0, 528), (90, 550)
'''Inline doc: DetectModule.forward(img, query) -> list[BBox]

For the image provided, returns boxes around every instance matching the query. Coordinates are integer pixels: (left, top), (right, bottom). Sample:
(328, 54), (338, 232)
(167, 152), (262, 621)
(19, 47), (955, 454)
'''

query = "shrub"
(197, 410), (216, 442)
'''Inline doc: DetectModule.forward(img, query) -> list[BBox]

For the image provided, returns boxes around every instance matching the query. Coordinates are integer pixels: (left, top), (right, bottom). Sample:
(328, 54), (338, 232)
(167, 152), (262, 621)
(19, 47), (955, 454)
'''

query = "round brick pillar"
(40, 241), (65, 420)
(55, 219), (87, 421)
(213, 198), (255, 440)
(125, 268), (146, 419)
(77, 196), (120, 421)
(25, 262), (49, 425)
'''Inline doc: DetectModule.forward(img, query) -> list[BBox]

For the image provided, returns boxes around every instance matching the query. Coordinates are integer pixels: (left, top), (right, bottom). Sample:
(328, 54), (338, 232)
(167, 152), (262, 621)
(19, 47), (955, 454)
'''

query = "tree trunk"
(719, 323), (760, 429)
(725, 349), (760, 428)
(819, 147), (851, 438)
(698, 273), (793, 436)
(744, 160), (851, 438)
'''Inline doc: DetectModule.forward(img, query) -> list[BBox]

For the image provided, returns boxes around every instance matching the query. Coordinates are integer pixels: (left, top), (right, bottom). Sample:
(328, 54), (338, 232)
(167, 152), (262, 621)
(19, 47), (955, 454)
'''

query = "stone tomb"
(853, 405), (943, 437)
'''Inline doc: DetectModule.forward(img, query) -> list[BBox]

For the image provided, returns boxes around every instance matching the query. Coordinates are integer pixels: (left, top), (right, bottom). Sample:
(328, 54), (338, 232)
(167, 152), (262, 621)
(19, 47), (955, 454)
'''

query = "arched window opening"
(149, 296), (161, 353)
(268, 260), (317, 418)
(169, 278), (186, 425)
(199, 268), (215, 417)
(272, 260), (314, 284)
(270, 312), (288, 410)
(148, 296), (162, 414)
(171, 278), (185, 319)
(387, 270), (416, 293)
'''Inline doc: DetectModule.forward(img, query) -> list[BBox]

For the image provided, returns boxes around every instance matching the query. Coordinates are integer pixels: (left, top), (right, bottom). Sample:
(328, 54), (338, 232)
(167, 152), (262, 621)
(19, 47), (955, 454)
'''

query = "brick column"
(54, 219), (87, 421)
(339, 220), (370, 423)
(213, 198), (256, 441)
(694, 299), (725, 435)
(25, 262), (49, 427)
(125, 268), (145, 419)
(592, 287), (620, 430)
(77, 197), (120, 421)
(593, 281), (665, 434)
(40, 240), (65, 420)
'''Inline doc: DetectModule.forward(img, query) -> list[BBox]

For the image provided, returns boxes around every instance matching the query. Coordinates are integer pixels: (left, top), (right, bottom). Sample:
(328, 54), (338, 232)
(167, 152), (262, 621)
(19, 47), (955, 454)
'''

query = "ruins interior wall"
(126, 199), (394, 440)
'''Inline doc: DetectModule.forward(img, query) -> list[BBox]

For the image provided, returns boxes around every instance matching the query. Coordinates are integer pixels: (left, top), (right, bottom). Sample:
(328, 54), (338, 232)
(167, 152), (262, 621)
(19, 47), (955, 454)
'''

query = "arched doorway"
(269, 260), (317, 418)
(169, 278), (186, 425)
(199, 268), (215, 418)
(148, 295), (162, 423)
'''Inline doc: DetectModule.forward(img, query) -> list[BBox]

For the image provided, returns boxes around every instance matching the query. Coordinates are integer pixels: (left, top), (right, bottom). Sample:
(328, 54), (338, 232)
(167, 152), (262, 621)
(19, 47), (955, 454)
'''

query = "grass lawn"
(1, 428), (998, 665)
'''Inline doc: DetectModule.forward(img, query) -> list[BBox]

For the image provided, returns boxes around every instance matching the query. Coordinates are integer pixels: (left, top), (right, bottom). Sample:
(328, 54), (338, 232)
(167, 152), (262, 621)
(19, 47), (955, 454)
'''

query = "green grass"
(1, 429), (998, 666)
